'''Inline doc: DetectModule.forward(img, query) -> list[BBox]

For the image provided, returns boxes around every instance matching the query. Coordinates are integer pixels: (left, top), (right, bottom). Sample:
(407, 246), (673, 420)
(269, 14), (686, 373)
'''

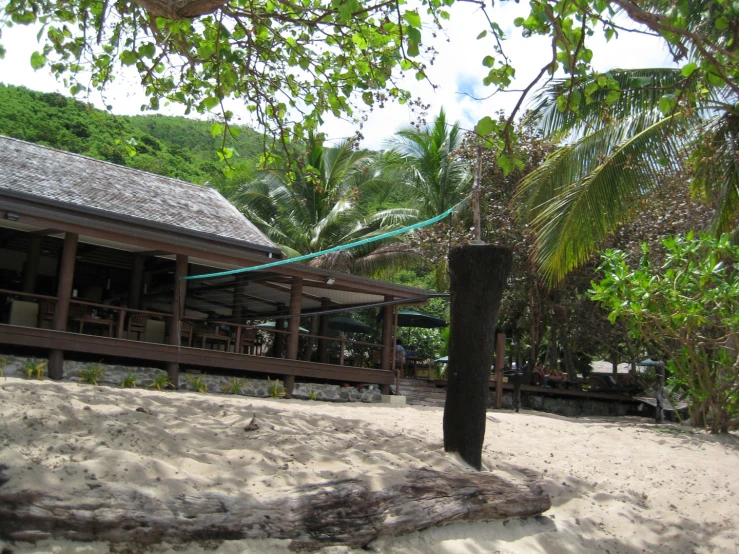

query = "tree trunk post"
(655, 362), (665, 424)
(165, 254), (187, 388)
(380, 297), (393, 395)
(284, 277), (303, 395)
(443, 245), (512, 469)
(49, 232), (78, 381)
(23, 236), (41, 294)
(495, 331), (505, 409)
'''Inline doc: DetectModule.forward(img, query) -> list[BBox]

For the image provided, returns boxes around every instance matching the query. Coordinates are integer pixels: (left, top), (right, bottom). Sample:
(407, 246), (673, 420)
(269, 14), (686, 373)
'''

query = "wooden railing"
(1, 288), (385, 368)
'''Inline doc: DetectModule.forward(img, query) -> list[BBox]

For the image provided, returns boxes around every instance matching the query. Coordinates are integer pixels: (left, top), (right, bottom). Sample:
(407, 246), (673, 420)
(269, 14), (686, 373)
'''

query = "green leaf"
(477, 30), (487, 39)
(658, 94), (677, 115)
(202, 96), (220, 111)
(681, 62), (698, 77)
(403, 11), (422, 28)
(210, 122), (223, 138)
(351, 33), (368, 50)
(476, 115), (495, 136)
(120, 50), (137, 66)
(482, 55), (495, 68)
(30, 51), (47, 70)
(715, 16), (729, 30)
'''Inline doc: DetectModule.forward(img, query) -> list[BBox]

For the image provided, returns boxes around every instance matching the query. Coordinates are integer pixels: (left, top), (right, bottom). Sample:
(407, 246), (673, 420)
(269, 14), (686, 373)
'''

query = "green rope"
(184, 200), (466, 280)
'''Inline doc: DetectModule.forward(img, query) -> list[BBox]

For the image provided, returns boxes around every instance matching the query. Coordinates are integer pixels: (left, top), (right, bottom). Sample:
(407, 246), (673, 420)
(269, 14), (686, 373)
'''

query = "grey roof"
(0, 136), (278, 252)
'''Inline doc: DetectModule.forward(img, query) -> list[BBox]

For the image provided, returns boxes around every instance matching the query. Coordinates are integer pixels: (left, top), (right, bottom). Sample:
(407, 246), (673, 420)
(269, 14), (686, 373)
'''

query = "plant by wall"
(591, 233), (739, 433)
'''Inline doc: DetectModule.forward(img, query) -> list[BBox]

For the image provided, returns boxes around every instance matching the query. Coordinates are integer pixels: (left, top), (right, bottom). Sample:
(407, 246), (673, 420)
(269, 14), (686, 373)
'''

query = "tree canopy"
(5, 0), (739, 173)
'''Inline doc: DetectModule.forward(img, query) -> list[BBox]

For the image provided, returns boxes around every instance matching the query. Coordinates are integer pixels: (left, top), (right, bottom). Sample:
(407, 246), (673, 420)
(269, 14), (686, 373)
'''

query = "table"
(74, 316), (115, 337)
(198, 333), (232, 351)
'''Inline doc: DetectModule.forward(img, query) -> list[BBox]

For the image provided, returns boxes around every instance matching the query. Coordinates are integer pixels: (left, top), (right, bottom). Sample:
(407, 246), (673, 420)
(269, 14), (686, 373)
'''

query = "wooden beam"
(166, 255), (187, 386)
(380, 296), (393, 396)
(22, 236), (41, 293)
(284, 277), (303, 395)
(259, 279), (326, 303)
(28, 228), (62, 237)
(49, 232), (78, 380)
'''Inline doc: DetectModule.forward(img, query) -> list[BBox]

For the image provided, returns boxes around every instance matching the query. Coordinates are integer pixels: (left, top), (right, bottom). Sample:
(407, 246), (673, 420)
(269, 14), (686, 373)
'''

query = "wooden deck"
(0, 324), (394, 385)
(429, 379), (640, 403)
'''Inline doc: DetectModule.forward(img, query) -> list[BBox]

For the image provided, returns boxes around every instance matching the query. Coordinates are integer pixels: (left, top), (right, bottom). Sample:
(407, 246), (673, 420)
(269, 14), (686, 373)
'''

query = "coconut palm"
(231, 135), (418, 275)
(384, 108), (472, 219)
(516, 67), (736, 285)
(381, 109), (473, 290)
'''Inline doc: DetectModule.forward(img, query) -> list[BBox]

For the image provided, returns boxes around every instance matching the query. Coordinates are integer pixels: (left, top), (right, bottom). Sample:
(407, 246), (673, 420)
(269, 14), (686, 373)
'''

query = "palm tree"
(231, 135), (418, 275)
(516, 68), (734, 285)
(384, 108), (472, 219)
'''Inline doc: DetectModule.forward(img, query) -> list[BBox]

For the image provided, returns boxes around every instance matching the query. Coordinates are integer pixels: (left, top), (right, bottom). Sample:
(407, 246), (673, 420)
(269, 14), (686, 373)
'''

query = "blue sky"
(0, 3), (676, 150)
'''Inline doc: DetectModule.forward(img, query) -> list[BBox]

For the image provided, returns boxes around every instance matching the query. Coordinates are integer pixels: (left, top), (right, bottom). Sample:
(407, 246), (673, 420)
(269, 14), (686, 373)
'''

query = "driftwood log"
(0, 465), (549, 550)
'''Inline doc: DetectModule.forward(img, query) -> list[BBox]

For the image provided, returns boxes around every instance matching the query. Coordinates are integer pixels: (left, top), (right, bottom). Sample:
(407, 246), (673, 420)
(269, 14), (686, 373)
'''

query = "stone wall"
(0, 353), (382, 403)
(493, 389), (639, 417)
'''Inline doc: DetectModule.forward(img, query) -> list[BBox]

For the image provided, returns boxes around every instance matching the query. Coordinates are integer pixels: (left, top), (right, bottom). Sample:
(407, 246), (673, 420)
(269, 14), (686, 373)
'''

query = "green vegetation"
(79, 363), (105, 386)
(592, 233), (739, 433)
(23, 360), (47, 380)
(186, 374), (208, 394)
(120, 372), (138, 389)
(0, 357), (5, 377)
(0, 84), (264, 188)
(307, 387), (318, 401)
(223, 377), (244, 395)
(267, 377), (285, 398)
(149, 373), (173, 392)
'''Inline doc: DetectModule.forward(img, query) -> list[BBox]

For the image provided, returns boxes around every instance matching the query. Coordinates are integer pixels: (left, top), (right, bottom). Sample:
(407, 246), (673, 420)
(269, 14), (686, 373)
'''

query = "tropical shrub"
(79, 363), (105, 386)
(591, 233), (739, 433)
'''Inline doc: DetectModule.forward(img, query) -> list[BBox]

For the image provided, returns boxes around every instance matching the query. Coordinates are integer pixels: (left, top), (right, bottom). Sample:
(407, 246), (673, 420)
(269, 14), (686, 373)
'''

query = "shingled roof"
(0, 136), (279, 253)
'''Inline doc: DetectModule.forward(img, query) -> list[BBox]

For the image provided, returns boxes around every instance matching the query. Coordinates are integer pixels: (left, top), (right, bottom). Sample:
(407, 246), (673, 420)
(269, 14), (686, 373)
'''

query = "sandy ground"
(1, 376), (738, 554)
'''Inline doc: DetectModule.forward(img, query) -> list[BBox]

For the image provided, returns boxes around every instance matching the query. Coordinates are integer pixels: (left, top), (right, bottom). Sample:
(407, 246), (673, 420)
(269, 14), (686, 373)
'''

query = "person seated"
(544, 366), (565, 388)
(395, 338), (406, 373)
(531, 363), (547, 386)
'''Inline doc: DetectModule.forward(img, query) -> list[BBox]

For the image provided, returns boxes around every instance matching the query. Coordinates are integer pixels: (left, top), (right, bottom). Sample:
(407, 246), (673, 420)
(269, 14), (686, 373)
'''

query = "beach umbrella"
(434, 356), (448, 363)
(637, 358), (663, 367)
(328, 316), (375, 334)
(256, 321), (310, 334)
(379, 309), (447, 328)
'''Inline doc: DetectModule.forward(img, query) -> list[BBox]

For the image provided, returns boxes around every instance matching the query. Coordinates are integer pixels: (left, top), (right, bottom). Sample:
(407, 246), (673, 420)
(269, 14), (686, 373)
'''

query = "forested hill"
(0, 83), (263, 189)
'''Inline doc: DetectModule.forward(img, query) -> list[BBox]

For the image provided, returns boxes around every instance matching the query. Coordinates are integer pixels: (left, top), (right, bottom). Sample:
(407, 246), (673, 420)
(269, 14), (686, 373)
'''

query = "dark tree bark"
(0, 466), (549, 550)
(443, 245), (513, 470)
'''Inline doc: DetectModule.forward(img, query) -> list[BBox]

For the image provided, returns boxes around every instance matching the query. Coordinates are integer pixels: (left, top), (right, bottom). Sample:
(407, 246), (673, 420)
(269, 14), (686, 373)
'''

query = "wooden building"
(0, 136), (434, 393)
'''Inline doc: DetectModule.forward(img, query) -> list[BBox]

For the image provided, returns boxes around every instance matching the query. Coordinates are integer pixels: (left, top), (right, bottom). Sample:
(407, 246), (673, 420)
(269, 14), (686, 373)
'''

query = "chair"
(127, 314), (149, 341)
(180, 321), (193, 347)
(38, 300), (55, 328)
(240, 328), (257, 354)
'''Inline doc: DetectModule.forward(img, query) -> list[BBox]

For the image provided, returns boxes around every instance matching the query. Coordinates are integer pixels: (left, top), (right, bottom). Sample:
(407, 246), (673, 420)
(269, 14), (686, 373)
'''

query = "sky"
(0, 2), (677, 150)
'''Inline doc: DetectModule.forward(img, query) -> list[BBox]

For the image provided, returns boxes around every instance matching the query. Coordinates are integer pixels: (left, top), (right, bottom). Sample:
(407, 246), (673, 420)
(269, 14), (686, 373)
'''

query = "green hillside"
(0, 83), (263, 188)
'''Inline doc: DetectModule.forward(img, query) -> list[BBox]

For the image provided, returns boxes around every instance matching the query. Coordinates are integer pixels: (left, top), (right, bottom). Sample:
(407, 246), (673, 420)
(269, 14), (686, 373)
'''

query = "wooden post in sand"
(380, 296), (393, 395)
(48, 232), (78, 380)
(443, 244), (512, 470)
(165, 254), (188, 388)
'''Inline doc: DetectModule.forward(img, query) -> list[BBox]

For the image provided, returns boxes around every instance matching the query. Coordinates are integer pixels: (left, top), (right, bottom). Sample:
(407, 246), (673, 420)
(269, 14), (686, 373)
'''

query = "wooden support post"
(232, 275), (247, 353)
(495, 331), (506, 409)
(393, 307), (400, 394)
(318, 298), (331, 364)
(443, 244), (512, 470)
(381, 297), (393, 395)
(129, 255), (145, 310)
(23, 236), (41, 294)
(284, 277), (303, 395)
(49, 233), (79, 380)
(165, 255), (187, 388)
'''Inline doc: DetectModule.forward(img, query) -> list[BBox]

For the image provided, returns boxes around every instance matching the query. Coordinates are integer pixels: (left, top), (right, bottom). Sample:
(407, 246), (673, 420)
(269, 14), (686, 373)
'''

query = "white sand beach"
(1, 376), (738, 554)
